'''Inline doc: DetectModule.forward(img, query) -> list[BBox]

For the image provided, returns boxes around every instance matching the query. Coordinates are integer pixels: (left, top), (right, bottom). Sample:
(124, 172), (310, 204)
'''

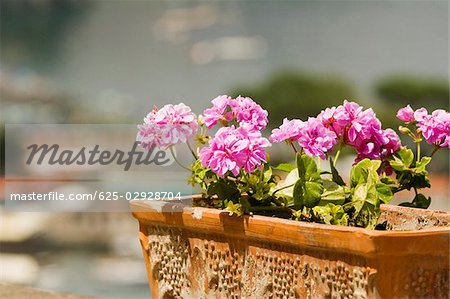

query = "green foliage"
(189, 160), (215, 189)
(207, 180), (240, 202)
(293, 180), (304, 208)
(390, 148), (414, 171)
(329, 158), (345, 186)
(225, 201), (244, 216)
(375, 184), (394, 204)
(294, 153), (323, 208)
(376, 75), (449, 111)
(389, 147), (434, 207)
(303, 181), (324, 208)
(297, 153), (321, 181)
(274, 163), (296, 173)
(319, 181), (349, 206)
(344, 159), (393, 228)
(285, 155), (394, 228)
(399, 193), (431, 209)
(350, 159), (381, 188)
(391, 148), (431, 192)
(230, 71), (356, 128)
(313, 204), (348, 226)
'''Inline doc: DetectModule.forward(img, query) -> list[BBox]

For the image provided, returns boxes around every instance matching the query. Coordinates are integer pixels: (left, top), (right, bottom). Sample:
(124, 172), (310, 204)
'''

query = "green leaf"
(399, 193), (431, 209)
(397, 148), (414, 168)
(350, 159), (381, 187)
(312, 204), (348, 226)
(396, 169), (431, 191)
(274, 163), (297, 173)
(263, 167), (273, 182)
(390, 156), (407, 171)
(349, 181), (379, 226)
(376, 183), (394, 204)
(292, 179), (304, 208)
(352, 183), (367, 213)
(329, 158), (345, 186)
(303, 181), (324, 208)
(414, 157), (431, 173)
(297, 153), (319, 181)
(391, 148), (414, 171)
(225, 202), (243, 216)
(380, 176), (396, 185)
(319, 181), (348, 205)
(207, 181), (239, 201)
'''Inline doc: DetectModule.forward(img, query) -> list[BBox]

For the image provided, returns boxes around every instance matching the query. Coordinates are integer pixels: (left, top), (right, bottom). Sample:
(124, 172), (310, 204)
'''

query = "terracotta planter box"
(130, 198), (450, 299)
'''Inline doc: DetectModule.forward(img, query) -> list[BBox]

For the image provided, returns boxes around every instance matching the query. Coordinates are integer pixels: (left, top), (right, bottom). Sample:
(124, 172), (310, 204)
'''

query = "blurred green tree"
(375, 75), (449, 111)
(229, 71), (356, 128)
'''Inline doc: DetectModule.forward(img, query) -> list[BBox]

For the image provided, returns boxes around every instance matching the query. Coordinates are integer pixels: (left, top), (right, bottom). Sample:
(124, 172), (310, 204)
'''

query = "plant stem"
(416, 141), (421, 163)
(334, 143), (343, 167)
(430, 146), (440, 157)
(287, 140), (298, 154)
(271, 183), (295, 196)
(317, 157), (322, 170)
(169, 146), (191, 171)
(186, 141), (198, 159)
(225, 176), (246, 185)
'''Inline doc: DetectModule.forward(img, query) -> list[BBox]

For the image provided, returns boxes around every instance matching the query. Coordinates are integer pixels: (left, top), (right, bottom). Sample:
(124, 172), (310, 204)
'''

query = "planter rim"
(130, 197), (449, 257)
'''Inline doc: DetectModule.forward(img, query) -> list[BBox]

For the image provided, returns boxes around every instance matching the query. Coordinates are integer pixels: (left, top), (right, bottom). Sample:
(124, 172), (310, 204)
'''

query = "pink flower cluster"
(397, 105), (450, 148)
(137, 103), (198, 149)
(297, 118), (338, 160)
(270, 101), (401, 161)
(270, 117), (337, 159)
(198, 95), (271, 177)
(199, 126), (271, 177)
(319, 101), (401, 161)
(270, 118), (303, 143)
(201, 95), (268, 131)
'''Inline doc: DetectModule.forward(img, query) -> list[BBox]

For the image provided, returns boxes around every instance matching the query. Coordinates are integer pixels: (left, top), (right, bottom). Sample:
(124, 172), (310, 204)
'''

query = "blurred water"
(35, 250), (151, 299)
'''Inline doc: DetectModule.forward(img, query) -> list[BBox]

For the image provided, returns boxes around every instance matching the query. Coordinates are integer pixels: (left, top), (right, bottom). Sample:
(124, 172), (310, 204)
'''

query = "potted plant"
(131, 97), (449, 298)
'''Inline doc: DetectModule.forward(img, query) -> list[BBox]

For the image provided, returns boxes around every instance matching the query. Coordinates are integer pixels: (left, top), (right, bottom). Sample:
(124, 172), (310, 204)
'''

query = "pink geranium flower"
(201, 95), (269, 131)
(396, 105), (415, 122)
(381, 128), (401, 157)
(269, 118), (304, 142)
(230, 96), (269, 131)
(318, 101), (364, 137)
(201, 95), (234, 129)
(199, 126), (271, 177)
(346, 108), (382, 144)
(414, 108), (428, 123)
(297, 117), (338, 159)
(318, 101), (401, 162)
(137, 103), (198, 149)
(353, 128), (401, 162)
(417, 109), (450, 148)
(334, 101), (364, 129)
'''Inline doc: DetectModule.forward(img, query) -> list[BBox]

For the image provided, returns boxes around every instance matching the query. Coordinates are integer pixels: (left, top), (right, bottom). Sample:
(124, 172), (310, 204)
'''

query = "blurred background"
(1, 0), (448, 298)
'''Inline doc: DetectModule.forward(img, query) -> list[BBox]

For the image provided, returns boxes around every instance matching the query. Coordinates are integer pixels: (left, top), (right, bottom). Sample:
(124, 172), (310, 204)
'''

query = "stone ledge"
(0, 283), (95, 299)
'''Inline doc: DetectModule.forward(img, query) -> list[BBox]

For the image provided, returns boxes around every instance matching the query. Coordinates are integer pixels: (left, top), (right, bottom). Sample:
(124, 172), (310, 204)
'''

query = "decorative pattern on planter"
(404, 268), (449, 298)
(251, 249), (375, 299)
(147, 226), (191, 298)
(144, 225), (377, 299)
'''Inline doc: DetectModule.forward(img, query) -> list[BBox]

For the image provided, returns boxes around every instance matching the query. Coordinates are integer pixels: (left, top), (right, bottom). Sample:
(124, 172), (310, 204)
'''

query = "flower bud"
(398, 126), (412, 135)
